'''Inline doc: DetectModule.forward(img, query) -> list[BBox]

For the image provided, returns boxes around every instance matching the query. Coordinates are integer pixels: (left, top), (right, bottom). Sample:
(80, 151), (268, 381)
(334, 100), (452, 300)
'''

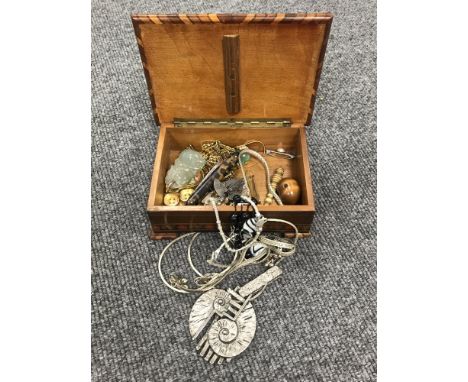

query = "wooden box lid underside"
(132, 13), (333, 126)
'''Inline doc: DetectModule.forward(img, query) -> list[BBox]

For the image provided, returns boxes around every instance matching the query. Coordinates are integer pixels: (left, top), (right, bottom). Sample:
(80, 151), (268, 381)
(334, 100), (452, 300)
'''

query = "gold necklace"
(201, 140), (237, 178)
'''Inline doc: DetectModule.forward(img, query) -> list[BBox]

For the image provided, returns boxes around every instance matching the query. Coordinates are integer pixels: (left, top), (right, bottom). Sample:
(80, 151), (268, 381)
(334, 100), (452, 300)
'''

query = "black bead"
(230, 213), (240, 225)
(231, 194), (243, 205)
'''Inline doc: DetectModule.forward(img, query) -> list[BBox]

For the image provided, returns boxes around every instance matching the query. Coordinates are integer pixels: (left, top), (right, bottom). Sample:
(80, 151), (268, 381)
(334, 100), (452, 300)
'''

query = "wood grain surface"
(131, 13), (333, 126)
(222, 34), (241, 114)
(130, 13), (334, 239)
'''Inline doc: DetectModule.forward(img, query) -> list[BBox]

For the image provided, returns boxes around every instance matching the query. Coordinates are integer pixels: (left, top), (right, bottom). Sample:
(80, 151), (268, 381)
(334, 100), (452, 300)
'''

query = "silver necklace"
(158, 188), (298, 363)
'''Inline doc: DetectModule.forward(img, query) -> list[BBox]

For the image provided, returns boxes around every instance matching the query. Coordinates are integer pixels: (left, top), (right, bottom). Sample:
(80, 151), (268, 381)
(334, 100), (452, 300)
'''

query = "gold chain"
(200, 140), (237, 178)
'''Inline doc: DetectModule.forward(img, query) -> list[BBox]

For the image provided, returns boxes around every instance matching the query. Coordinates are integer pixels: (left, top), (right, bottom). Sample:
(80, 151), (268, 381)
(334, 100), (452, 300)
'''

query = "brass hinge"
(173, 119), (291, 128)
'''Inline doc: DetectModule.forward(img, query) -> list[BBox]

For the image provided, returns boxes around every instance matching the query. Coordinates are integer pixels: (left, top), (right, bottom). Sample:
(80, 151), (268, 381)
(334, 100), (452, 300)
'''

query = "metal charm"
(186, 153), (239, 206)
(214, 178), (245, 203)
(265, 148), (296, 159)
(188, 266), (282, 364)
(246, 172), (259, 202)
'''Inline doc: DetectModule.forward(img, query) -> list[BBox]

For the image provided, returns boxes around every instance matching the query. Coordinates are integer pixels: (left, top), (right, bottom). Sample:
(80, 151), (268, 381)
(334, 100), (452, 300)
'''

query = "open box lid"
(132, 13), (333, 127)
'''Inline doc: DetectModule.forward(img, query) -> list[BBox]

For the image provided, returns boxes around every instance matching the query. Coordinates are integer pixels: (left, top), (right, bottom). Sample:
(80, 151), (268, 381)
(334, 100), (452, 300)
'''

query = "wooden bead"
(278, 178), (301, 205)
(270, 167), (284, 185)
(264, 167), (284, 205)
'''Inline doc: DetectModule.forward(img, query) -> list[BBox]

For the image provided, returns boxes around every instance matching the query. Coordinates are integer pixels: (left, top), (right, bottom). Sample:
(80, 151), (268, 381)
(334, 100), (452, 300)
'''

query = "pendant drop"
(188, 266), (282, 363)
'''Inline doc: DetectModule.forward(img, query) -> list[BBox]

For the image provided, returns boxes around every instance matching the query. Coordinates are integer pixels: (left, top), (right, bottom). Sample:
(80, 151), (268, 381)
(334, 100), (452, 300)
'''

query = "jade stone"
(240, 152), (250, 164)
(165, 148), (206, 189)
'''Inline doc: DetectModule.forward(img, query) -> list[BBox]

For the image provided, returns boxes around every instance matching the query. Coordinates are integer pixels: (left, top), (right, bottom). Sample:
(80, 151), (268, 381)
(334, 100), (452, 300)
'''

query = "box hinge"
(173, 119), (291, 128)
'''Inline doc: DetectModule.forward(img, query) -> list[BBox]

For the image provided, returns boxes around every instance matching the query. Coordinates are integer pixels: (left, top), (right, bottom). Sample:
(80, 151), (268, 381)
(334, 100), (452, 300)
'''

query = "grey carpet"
(91, 1), (376, 381)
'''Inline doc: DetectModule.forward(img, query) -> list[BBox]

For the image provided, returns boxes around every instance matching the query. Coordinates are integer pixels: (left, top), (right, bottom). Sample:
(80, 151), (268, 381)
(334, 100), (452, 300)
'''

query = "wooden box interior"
(148, 126), (314, 210)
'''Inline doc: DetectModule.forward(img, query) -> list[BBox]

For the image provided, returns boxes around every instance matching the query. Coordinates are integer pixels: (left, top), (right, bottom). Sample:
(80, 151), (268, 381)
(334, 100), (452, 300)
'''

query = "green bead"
(240, 153), (250, 164)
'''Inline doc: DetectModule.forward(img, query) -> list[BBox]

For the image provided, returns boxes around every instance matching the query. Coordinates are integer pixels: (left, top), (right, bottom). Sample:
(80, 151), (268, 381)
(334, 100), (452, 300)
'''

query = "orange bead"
(278, 178), (301, 205)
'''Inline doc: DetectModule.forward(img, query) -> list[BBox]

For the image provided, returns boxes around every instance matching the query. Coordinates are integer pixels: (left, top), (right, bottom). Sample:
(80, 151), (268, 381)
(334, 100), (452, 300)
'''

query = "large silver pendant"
(188, 266), (282, 364)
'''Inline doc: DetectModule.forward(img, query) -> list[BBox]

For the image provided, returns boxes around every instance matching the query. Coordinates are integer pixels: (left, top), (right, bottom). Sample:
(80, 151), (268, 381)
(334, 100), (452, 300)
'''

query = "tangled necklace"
(157, 150), (299, 364)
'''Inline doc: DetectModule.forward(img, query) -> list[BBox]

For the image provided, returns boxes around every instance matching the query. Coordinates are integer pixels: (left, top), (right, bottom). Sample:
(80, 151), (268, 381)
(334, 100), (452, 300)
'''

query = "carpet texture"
(91, 1), (376, 381)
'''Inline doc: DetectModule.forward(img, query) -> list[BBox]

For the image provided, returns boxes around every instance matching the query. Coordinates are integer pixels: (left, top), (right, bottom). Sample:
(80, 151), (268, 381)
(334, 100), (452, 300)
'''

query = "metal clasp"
(265, 148), (296, 160)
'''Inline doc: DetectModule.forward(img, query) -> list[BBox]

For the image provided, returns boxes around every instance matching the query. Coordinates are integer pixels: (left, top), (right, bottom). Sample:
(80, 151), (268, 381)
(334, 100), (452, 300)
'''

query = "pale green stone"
(165, 148), (205, 189)
(240, 152), (250, 164)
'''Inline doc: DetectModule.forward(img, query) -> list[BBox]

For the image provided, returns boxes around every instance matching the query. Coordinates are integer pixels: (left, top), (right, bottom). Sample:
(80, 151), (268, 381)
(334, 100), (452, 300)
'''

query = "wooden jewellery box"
(131, 13), (333, 240)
